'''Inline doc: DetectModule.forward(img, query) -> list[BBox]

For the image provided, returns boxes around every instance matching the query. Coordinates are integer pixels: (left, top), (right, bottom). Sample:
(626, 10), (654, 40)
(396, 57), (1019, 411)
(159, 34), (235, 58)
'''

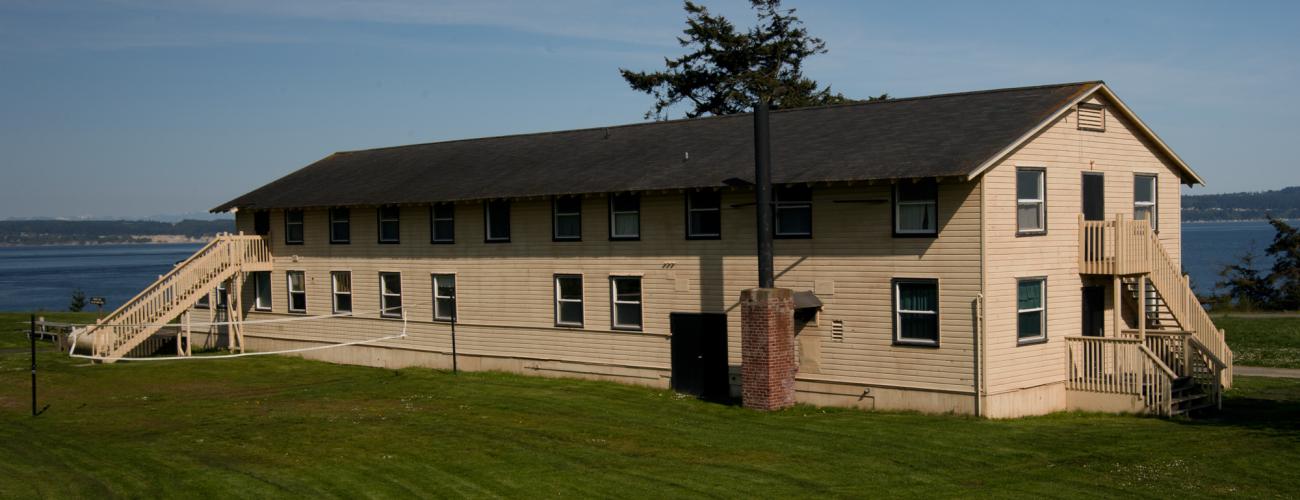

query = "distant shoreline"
(0, 237), (210, 248)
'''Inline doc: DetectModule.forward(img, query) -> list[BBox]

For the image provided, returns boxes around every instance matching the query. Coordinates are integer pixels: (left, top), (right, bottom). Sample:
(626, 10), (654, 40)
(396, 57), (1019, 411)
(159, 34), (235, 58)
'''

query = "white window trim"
(286, 271), (307, 314)
(554, 274), (584, 327)
(330, 208), (350, 243)
(379, 272), (403, 318)
(687, 192), (721, 238)
(553, 198), (582, 240)
(378, 207), (401, 243)
(610, 276), (643, 331)
(773, 188), (813, 237)
(253, 271), (272, 311)
(1134, 174), (1158, 231)
(486, 201), (511, 242)
(1017, 278), (1047, 344)
(609, 195), (640, 239)
(893, 182), (937, 235)
(330, 271), (352, 314)
(1016, 169), (1046, 234)
(431, 204), (455, 243)
(894, 279), (939, 346)
(433, 273), (456, 321)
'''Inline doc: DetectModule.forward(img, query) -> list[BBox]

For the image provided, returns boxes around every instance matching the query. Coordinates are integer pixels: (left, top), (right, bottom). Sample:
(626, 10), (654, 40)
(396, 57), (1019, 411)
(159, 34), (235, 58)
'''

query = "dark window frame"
(891, 278), (940, 347)
(773, 185), (813, 239)
(430, 203), (455, 244)
(608, 193), (641, 241)
(891, 179), (938, 238)
(685, 191), (722, 240)
(286, 270), (307, 314)
(284, 209), (305, 245)
(1017, 277), (1048, 345)
(377, 206), (401, 244)
(552, 197), (583, 242)
(1015, 168), (1048, 236)
(253, 211), (271, 237)
(554, 274), (584, 328)
(484, 200), (511, 243)
(609, 275), (643, 331)
(433, 273), (456, 322)
(329, 207), (351, 244)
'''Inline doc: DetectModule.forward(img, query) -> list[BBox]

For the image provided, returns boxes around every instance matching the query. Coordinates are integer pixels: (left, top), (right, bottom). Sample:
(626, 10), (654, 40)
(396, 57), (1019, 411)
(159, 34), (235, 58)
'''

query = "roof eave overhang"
(964, 82), (1205, 186)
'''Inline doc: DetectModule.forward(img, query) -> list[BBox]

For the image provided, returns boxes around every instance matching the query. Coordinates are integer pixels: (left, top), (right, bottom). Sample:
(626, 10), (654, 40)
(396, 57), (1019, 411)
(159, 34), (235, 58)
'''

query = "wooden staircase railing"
(1079, 214), (1233, 388)
(1065, 336), (1175, 416)
(80, 234), (271, 362)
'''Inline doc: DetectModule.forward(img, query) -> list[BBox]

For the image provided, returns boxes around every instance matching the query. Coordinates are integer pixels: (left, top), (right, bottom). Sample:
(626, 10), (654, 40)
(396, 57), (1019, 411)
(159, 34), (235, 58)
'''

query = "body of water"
(0, 221), (1281, 311)
(0, 243), (203, 312)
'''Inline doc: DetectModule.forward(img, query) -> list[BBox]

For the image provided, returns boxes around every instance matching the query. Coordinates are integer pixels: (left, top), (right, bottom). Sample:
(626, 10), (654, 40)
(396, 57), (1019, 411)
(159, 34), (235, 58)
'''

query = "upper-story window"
(431, 203), (455, 243)
(1016, 169), (1046, 234)
(284, 209), (304, 245)
(894, 180), (937, 236)
(330, 208), (351, 244)
(609, 193), (640, 240)
(774, 185), (812, 238)
(894, 278), (939, 346)
(553, 197), (582, 241)
(254, 211), (270, 236)
(378, 206), (401, 244)
(1134, 174), (1157, 231)
(687, 191), (722, 239)
(485, 200), (511, 242)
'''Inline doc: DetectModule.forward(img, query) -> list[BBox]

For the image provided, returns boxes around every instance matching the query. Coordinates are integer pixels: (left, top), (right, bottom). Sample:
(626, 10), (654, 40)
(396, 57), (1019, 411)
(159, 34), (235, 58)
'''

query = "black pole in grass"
(451, 311), (459, 374)
(30, 313), (37, 416)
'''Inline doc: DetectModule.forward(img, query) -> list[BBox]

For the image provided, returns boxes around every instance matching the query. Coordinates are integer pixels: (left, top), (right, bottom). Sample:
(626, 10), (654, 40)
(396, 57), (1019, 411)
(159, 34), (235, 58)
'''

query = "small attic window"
(1077, 103), (1105, 132)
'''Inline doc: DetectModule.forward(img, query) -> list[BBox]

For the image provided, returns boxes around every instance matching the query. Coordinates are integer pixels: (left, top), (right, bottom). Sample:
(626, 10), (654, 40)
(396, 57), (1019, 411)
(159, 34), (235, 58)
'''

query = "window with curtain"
(286, 271), (306, 313)
(609, 194), (640, 240)
(378, 206), (401, 243)
(554, 274), (584, 326)
(894, 279), (939, 345)
(431, 203), (455, 243)
(485, 200), (511, 242)
(894, 180), (937, 235)
(252, 271), (271, 311)
(1134, 174), (1157, 230)
(330, 208), (350, 244)
(687, 191), (721, 239)
(1017, 278), (1046, 343)
(331, 271), (351, 314)
(774, 185), (812, 237)
(284, 210), (304, 244)
(553, 197), (582, 241)
(379, 272), (403, 318)
(610, 276), (642, 330)
(1016, 169), (1046, 233)
(433, 274), (456, 321)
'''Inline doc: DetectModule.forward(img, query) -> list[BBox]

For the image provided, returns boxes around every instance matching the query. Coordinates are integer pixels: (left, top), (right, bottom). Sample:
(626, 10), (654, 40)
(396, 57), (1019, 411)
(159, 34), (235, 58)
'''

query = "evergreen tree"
(1215, 249), (1274, 310)
(1265, 217), (1300, 309)
(68, 289), (87, 312)
(620, 0), (882, 120)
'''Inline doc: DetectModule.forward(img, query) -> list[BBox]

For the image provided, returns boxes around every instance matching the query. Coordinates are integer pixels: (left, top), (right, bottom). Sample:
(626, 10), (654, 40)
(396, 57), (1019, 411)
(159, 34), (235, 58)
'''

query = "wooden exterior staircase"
(76, 234), (271, 362)
(1072, 215), (1232, 416)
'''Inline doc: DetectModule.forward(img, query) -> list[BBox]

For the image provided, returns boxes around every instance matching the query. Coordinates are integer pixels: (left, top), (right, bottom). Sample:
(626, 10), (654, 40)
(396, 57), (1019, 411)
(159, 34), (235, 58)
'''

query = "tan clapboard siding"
(233, 182), (982, 393)
(982, 93), (1185, 395)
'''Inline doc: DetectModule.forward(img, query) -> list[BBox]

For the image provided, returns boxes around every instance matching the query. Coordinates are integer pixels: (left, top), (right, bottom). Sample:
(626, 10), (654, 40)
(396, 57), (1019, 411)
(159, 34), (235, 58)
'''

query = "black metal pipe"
(451, 311), (459, 374)
(30, 314), (37, 416)
(753, 101), (775, 288)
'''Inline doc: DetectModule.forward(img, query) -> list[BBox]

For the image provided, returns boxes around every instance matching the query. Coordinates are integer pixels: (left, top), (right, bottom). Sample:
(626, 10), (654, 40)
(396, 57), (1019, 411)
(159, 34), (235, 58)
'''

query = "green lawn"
(1, 332), (1298, 498)
(1216, 315), (1300, 368)
(0, 311), (97, 349)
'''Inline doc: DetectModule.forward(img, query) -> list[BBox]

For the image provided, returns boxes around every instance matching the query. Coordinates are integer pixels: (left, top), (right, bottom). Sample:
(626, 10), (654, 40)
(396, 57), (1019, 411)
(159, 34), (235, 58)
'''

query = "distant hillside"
(0, 219), (235, 246)
(1184, 186), (1300, 221)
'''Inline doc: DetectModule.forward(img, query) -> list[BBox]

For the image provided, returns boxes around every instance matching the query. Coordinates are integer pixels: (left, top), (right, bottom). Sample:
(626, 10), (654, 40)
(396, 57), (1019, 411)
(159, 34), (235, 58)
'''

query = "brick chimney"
(741, 287), (797, 411)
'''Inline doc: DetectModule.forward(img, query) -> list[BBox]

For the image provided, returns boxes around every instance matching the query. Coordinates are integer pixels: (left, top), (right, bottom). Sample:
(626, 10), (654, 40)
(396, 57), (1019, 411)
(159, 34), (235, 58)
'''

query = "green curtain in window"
(1018, 280), (1042, 310)
(899, 283), (937, 312)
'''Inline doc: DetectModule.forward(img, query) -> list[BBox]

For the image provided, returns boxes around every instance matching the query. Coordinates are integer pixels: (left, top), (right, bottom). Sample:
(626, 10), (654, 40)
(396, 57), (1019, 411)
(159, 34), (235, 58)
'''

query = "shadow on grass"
(1174, 384), (1300, 435)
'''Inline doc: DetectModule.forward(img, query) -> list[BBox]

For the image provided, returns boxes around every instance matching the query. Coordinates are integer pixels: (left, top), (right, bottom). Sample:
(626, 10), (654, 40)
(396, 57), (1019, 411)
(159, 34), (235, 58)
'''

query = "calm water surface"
(0, 222), (1281, 311)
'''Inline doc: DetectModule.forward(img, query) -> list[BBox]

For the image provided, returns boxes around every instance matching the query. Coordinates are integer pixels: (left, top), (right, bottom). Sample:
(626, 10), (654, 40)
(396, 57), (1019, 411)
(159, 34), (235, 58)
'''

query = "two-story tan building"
(79, 81), (1230, 418)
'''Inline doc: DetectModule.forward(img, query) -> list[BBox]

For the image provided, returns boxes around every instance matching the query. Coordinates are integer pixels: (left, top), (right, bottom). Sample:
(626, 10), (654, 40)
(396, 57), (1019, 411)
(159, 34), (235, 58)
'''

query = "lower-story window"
(252, 271), (271, 311)
(287, 271), (306, 313)
(433, 274), (456, 321)
(1017, 278), (1047, 344)
(893, 278), (939, 346)
(555, 274), (584, 327)
(331, 271), (352, 314)
(610, 276), (642, 331)
(380, 272), (403, 318)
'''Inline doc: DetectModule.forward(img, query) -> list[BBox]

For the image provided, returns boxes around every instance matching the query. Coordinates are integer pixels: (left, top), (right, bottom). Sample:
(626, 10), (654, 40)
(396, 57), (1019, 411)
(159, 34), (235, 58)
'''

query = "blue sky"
(1, 0), (1297, 219)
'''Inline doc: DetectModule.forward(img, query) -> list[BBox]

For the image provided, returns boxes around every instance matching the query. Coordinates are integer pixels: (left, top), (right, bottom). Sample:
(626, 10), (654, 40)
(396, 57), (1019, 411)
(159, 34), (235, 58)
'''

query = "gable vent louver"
(831, 320), (845, 342)
(1077, 103), (1105, 132)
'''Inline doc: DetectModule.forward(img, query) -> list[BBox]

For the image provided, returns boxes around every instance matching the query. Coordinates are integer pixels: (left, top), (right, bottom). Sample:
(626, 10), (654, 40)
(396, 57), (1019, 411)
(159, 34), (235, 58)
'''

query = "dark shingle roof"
(214, 82), (1101, 212)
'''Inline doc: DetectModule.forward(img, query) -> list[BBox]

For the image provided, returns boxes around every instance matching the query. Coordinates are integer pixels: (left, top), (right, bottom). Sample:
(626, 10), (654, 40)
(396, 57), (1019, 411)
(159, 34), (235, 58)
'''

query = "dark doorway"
(670, 313), (729, 401)
(1082, 173), (1105, 221)
(1082, 286), (1106, 337)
